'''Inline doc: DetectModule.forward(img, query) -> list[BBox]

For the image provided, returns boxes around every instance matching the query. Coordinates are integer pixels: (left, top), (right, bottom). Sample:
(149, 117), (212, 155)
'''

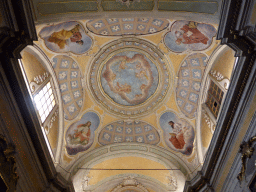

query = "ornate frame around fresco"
(88, 37), (173, 118)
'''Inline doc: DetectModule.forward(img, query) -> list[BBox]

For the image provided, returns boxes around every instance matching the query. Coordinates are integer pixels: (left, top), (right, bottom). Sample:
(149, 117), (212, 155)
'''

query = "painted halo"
(88, 38), (172, 117)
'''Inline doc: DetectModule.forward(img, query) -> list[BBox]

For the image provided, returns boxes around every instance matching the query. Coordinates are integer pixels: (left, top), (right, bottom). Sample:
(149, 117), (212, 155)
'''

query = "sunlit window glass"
(33, 82), (56, 123)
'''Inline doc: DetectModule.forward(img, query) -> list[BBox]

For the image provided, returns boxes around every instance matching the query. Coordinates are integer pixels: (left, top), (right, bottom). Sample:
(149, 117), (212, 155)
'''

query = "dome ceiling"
(88, 38), (172, 117)
(26, 0), (235, 188)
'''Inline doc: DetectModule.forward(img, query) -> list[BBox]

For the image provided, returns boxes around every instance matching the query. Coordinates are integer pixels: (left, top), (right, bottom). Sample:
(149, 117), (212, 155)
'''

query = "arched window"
(18, 48), (60, 160)
(205, 80), (224, 118)
(33, 81), (56, 123)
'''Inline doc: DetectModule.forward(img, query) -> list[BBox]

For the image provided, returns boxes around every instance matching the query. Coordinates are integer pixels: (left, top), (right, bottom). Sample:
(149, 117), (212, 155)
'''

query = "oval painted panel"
(101, 51), (159, 106)
(66, 112), (100, 155)
(160, 111), (195, 155)
(51, 55), (84, 120)
(176, 53), (208, 118)
(164, 20), (216, 53)
(39, 21), (92, 54)
(86, 18), (169, 36)
(98, 120), (160, 145)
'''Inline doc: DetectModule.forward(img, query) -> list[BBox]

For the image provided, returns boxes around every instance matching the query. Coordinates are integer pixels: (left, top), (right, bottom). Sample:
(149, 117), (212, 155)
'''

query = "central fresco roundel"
(101, 51), (159, 106)
(89, 38), (172, 117)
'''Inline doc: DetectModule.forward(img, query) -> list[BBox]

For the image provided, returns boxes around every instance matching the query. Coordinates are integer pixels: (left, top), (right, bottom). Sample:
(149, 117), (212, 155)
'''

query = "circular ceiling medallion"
(88, 38), (173, 117)
(101, 51), (159, 106)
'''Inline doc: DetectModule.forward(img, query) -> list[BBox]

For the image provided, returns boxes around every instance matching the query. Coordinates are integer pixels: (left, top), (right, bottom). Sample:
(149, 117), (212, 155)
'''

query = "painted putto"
(160, 111), (195, 155)
(101, 51), (158, 106)
(164, 21), (216, 53)
(39, 21), (92, 54)
(65, 112), (100, 155)
(89, 38), (171, 117)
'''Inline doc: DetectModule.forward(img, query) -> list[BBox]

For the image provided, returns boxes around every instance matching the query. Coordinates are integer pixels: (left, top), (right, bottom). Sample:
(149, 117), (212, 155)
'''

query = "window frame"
(31, 78), (58, 127)
(202, 76), (227, 123)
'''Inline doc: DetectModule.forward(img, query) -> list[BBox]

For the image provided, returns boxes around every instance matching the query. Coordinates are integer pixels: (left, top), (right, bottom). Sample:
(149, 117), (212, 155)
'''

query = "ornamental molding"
(30, 73), (51, 93)
(112, 177), (148, 192)
(34, 72), (49, 84)
(202, 109), (216, 133)
(210, 70), (224, 81)
(116, 0), (140, 7)
(166, 174), (177, 190)
(88, 37), (173, 118)
(44, 109), (58, 135)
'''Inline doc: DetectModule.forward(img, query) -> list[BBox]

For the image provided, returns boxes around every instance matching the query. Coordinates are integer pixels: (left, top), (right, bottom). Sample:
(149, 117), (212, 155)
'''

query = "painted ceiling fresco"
(52, 55), (84, 120)
(87, 18), (169, 36)
(89, 38), (171, 117)
(29, 10), (234, 190)
(30, 0), (221, 23)
(176, 53), (208, 118)
(98, 120), (160, 145)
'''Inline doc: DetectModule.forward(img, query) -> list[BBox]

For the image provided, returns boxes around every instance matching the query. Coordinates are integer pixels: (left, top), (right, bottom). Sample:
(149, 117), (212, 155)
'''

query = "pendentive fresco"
(164, 21), (216, 53)
(65, 112), (100, 155)
(160, 111), (195, 155)
(39, 21), (92, 54)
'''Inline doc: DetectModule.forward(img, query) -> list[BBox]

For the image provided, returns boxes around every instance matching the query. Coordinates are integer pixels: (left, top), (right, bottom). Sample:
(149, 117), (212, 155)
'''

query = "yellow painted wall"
(87, 156), (170, 186)
(211, 48), (236, 80)
(201, 115), (213, 149)
(21, 51), (47, 84)
(45, 110), (59, 153)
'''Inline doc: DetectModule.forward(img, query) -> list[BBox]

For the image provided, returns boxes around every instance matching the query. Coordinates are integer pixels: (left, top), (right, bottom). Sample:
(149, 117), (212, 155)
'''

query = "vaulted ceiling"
(19, 0), (237, 191)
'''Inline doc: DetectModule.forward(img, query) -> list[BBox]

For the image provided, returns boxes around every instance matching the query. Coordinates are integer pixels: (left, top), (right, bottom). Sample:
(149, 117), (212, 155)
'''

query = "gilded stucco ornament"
(30, 72), (50, 93)
(88, 38), (172, 118)
(166, 173), (177, 190)
(237, 135), (256, 183)
(0, 134), (18, 192)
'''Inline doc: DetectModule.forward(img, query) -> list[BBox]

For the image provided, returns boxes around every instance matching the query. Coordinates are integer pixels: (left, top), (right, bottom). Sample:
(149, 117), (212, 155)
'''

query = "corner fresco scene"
(39, 21), (92, 54)
(65, 112), (100, 155)
(32, 10), (227, 191)
(160, 111), (195, 155)
(164, 21), (217, 53)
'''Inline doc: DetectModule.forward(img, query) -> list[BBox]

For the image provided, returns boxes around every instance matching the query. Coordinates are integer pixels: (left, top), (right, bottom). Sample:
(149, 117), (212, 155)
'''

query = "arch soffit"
(196, 44), (232, 163)
(81, 173), (172, 192)
(65, 143), (193, 181)
(21, 45), (64, 164)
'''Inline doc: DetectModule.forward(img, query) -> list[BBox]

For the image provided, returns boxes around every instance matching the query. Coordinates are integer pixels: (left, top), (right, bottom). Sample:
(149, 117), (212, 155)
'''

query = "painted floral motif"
(66, 112), (100, 155)
(160, 111), (195, 155)
(86, 18), (169, 36)
(164, 21), (216, 53)
(98, 121), (160, 145)
(52, 55), (84, 120)
(176, 53), (208, 118)
(39, 21), (92, 54)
